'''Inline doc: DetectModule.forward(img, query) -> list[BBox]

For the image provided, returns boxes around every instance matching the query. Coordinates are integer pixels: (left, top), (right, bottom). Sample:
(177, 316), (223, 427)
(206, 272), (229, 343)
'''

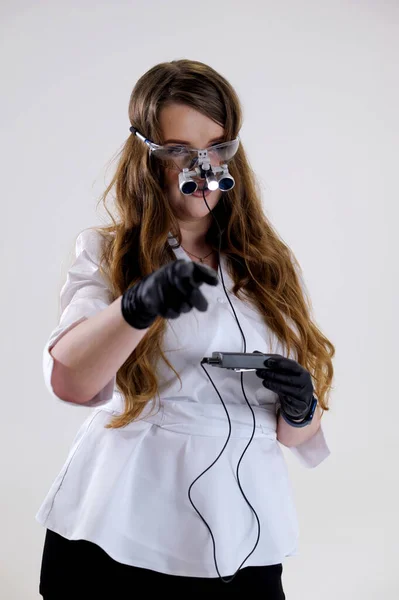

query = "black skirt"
(40, 529), (286, 598)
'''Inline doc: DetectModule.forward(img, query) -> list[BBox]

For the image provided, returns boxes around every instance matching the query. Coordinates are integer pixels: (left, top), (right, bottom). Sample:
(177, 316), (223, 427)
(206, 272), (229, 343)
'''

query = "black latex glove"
(254, 351), (314, 421)
(121, 259), (219, 330)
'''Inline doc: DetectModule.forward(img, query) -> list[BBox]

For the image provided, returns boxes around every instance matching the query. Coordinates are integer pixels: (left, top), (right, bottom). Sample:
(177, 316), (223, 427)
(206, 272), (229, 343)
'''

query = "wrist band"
(280, 396), (318, 428)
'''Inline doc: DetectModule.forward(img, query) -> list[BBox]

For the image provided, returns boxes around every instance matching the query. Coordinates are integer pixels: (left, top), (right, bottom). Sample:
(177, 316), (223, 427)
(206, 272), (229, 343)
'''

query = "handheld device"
(201, 351), (274, 372)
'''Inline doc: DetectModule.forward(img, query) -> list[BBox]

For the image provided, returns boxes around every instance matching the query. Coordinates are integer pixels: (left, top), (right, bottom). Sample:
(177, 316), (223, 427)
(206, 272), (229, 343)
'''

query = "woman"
(37, 59), (335, 598)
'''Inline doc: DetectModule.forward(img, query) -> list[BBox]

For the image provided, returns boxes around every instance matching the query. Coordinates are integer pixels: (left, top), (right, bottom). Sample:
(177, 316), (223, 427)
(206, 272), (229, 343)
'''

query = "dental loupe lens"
(218, 176), (235, 191)
(181, 180), (197, 195)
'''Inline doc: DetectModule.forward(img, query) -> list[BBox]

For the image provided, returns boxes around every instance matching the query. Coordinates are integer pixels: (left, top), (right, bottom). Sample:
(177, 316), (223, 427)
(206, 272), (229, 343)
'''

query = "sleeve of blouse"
(288, 424), (331, 468)
(43, 228), (116, 406)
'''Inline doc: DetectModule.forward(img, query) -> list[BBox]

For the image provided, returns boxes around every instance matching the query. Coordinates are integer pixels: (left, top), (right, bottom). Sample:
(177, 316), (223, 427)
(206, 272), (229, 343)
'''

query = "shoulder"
(74, 227), (109, 264)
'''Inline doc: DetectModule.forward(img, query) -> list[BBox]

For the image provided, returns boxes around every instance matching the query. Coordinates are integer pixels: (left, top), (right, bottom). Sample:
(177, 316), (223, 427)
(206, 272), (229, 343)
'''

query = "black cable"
(186, 186), (261, 583)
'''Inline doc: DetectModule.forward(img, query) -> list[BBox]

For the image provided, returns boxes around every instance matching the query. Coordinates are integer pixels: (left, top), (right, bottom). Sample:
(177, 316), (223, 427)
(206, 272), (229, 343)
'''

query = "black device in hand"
(201, 351), (275, 372)
(121, 259), (219, 330)
(203, 351), (318, 426)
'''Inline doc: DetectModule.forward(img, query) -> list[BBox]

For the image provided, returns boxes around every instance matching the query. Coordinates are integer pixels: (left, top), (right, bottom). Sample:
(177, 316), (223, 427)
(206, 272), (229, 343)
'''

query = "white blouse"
(36, 228), (330, 578)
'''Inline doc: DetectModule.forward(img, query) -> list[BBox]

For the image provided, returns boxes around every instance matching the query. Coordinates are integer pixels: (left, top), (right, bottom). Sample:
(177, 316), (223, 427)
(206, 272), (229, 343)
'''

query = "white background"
(1, 1), (398, 598)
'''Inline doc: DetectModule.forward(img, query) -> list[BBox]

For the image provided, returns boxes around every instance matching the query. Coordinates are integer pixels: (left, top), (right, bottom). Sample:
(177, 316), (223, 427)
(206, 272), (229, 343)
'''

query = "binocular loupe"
(178, 149), (235, 196)
(179, 164), (235, 195)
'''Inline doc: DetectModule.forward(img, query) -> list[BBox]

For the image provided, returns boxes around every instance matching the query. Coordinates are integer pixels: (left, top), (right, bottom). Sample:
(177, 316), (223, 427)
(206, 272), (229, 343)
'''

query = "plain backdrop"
(1, 1), (398, 598)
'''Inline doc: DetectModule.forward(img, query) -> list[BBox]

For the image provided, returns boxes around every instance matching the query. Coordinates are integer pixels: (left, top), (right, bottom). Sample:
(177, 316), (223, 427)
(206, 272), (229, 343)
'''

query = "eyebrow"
(163, 136), (225, 146)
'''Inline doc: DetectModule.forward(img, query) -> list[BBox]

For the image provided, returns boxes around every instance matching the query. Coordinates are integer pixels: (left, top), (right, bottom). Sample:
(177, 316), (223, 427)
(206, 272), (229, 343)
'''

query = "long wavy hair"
(94, 59), (335, 429)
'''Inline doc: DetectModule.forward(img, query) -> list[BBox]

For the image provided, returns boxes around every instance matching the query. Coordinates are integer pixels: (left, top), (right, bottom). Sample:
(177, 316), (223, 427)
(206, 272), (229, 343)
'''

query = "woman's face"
(158, 103), (224, 225)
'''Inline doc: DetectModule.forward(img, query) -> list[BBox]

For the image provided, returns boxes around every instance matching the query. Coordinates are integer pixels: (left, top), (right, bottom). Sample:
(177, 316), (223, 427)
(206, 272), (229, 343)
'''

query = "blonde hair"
(94, 59), (335, 428)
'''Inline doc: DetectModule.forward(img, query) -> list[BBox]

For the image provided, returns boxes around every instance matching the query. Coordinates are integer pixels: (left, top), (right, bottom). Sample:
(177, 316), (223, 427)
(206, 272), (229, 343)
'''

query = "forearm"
(277, 405), (322, 447)
(50, 296), (149, 405)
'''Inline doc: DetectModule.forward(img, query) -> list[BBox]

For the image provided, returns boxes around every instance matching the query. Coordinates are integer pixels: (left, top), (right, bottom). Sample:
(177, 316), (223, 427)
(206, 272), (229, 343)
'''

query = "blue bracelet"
(280, 396), (318, 428)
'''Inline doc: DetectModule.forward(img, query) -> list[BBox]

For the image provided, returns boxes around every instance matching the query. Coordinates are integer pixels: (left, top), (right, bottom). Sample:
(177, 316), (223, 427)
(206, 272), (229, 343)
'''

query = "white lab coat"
(36, 228), (330, 577)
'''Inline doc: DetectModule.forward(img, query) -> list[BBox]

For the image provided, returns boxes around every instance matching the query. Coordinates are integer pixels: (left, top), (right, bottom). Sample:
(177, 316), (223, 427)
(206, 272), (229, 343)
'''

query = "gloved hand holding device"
(254, 351), (318, 427)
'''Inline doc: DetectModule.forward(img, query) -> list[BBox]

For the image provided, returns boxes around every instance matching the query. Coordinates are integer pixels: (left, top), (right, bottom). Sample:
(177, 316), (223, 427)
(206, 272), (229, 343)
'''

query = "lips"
(191, 187), (211, 197)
